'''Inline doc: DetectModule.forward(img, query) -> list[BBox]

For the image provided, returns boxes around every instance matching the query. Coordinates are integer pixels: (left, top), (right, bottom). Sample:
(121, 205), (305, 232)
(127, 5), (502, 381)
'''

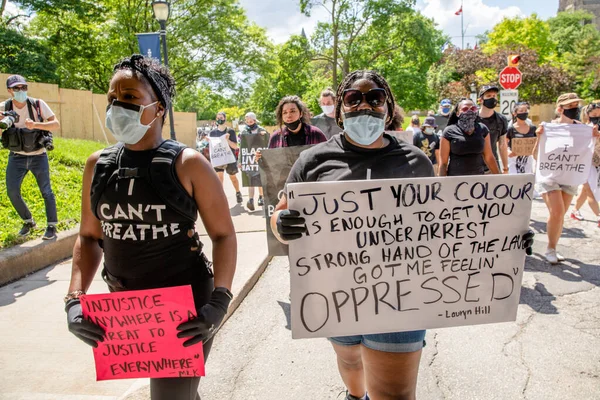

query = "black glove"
(522, 230), (535, 256)
(176, 288), (232, 347)
(276, 209), (307, 241)
(66, 299), (105, 348)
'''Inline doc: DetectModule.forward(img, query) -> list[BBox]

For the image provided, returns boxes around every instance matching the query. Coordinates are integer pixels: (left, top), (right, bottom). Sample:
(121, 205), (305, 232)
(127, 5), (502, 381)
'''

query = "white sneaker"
(556, 252), (565, 262)
(544, 249), (559, 264)
(570, 210), (584, 221)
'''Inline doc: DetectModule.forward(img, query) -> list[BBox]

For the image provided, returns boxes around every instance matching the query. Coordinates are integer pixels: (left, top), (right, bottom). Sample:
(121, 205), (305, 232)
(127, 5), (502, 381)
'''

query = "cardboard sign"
(81, 286), (204, 380)
(511, 137), (537, 156)
(209, 136), (236, 167)
(240, 133), (270, 187)
(536, 123), (594, 186)
(259, 145), (312, 256)
(287, 174), (534, 339)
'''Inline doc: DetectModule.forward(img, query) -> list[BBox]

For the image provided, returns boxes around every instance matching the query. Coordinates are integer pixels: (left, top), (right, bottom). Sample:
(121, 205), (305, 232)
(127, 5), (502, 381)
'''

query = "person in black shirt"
(438, 98), (500, 176)
(64, 55), (237, 400)
(413, 116), (441, 174)
(478, 85), (509, 173)
(210, 111), (243, 203)
(506, 102), (536, 174)
(271, 70), (433, 400)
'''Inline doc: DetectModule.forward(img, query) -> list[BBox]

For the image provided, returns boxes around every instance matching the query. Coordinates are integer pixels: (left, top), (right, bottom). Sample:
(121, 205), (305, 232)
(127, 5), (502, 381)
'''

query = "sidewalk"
(0, 171), (269, 400)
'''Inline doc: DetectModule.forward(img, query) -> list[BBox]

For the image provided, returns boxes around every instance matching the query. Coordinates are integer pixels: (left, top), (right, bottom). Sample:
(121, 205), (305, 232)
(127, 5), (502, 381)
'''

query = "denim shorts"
(536, 181), (578, 197)
(329, 330), (426, 353)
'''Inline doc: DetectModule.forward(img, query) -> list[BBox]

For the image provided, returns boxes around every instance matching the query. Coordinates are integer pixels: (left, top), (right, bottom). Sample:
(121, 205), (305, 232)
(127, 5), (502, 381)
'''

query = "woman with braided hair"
(64, 55), (237, 399)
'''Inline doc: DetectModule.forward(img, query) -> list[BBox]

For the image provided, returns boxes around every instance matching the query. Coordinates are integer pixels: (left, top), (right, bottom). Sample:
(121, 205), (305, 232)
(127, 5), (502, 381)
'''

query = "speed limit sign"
(500, 90), (519, 119)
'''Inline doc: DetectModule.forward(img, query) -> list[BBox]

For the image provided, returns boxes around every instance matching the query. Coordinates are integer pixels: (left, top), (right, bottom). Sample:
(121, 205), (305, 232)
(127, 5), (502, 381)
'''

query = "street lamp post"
(469, 82), (478, 104)
(152, 0), (176, 141)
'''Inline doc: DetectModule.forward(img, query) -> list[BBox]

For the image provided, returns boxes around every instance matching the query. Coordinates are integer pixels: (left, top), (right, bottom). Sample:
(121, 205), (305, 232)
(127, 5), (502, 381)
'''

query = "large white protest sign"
(536, 123), (594, 186)
(589, 166), (600, 201)
(209, 136), (236, 167)
(288, 174), (534, 339)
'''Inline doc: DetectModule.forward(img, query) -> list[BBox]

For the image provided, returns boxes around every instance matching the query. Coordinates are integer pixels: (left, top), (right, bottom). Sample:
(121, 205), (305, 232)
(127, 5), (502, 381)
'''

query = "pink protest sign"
(80, 285), (204, 381)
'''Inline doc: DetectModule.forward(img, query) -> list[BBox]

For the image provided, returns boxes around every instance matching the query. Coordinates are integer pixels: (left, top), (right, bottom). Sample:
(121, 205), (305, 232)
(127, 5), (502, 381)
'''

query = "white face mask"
(105, 100), (159, 145)
(343, 110), (386, 146)
(424, 127), (435, 134)
(321, 105), (335, 115)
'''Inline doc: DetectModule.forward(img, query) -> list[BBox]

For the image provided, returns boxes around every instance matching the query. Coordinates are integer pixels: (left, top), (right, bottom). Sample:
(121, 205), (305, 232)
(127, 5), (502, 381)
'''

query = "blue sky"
(239, 0), (559, 47)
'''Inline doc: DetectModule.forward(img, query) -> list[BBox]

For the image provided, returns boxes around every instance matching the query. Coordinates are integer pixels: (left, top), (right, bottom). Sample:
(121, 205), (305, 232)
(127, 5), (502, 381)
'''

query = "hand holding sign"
(177, 289), (232, 347)
(66, 299), (105, 348)
(276, 209), (307, 241)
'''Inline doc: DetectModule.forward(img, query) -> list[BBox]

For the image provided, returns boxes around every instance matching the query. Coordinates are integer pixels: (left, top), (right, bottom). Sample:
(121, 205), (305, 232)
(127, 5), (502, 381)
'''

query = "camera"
(38, 131), (54, 151)
(0, 110), (19, 130)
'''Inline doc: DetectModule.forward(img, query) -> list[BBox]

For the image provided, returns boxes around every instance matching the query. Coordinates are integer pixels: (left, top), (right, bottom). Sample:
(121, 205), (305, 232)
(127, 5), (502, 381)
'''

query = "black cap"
(7, 75), (27, 88)
(479, 85), (499, 98)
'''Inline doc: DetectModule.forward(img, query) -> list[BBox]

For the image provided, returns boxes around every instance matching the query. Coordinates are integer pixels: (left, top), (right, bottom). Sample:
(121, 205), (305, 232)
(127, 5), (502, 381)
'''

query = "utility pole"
(461, 0), (464, 50)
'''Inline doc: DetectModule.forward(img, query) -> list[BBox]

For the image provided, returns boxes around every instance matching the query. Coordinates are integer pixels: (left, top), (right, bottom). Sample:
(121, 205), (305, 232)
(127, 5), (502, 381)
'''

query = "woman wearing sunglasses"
(271, 70), (434, 400)
(570, 100), (600, 228)
(64, 55), (237, 399)
(438, 98), (500, 176)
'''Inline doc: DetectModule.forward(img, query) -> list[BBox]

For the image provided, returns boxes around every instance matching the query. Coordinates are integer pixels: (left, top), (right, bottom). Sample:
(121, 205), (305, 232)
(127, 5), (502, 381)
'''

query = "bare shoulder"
(85, 150), (103, 171)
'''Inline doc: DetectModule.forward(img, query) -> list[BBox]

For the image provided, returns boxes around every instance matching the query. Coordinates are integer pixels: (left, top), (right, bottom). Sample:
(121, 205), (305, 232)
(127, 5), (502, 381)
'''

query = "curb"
(118, 254), (273, 400)
(0, 227), (79, 286)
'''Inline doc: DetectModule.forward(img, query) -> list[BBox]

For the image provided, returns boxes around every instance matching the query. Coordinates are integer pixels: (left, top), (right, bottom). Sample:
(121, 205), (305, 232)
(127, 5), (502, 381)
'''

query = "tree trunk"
(332, 0), (338, 89)
(0, 0), (7, 19)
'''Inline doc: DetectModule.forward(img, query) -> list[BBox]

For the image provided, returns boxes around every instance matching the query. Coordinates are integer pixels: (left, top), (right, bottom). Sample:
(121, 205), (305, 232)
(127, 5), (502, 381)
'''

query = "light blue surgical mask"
(13, 91), (27, 103)
(343, 110), (386, 145)
(105, 100), (159, 144)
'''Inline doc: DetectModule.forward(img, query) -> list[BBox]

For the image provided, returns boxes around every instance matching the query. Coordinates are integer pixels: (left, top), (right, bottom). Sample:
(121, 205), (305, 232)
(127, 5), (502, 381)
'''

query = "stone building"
(558, 0), (600, 29)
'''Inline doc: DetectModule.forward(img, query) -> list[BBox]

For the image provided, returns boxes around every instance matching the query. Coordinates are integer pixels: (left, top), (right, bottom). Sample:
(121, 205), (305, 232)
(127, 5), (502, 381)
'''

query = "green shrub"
(0, 137), (106, 249)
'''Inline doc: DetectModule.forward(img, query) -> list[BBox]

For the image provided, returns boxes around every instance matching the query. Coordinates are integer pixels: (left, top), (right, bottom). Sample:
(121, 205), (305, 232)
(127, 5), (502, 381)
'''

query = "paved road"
(199, 198), (600, 400)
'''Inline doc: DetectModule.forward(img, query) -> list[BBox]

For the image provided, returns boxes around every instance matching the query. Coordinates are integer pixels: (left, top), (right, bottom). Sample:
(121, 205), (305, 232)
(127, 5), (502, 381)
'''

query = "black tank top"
(96, 147), (199, 279)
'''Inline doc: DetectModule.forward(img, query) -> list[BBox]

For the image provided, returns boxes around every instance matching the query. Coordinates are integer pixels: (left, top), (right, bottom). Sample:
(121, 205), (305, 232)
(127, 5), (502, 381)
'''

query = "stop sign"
(499, 67), (522, 90)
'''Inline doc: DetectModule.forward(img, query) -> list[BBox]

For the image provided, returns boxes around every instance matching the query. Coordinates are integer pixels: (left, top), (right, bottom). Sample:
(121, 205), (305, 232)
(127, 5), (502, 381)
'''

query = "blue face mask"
(105, 100), (159, 145)
(13, 90), (27, 103)
(342, 109), (386, 145)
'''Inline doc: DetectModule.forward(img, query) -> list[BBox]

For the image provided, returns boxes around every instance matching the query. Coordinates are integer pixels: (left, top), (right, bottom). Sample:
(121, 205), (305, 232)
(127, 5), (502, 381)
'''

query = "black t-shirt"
(286, 133), (434, 185)
(442, 123), (489, 176)
(210, 127), (237, 150)
(506, 124), (536, 149)
(286, 130), (306, 147)
(479, 112), (507, 165)
(413, 131), (440, 165)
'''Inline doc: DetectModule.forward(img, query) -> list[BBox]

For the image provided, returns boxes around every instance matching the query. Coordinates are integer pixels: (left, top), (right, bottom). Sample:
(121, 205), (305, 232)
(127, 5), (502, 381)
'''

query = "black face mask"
(562, 107), (580, 120)
(284, 120), (302, 131)
(590, 116), (600, 126)
(517, 112), (529, 121)
(483, 98), (498, 109)
(216, 118), (226, 125)
(247, 123), (257, 131)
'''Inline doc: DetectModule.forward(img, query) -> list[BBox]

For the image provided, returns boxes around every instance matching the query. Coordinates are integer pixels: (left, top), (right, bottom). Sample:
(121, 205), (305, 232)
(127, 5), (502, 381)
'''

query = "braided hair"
(113, 54), (175, 122)
(334, 70), (395, 129)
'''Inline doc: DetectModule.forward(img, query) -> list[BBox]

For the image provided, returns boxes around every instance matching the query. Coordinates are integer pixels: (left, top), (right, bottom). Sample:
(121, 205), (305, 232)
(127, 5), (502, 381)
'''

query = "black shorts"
(214, 162), (238, 175)
(246, 173), (262, 187)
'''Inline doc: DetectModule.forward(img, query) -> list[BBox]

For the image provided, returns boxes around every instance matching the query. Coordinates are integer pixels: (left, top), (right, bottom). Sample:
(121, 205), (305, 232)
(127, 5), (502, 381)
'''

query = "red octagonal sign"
(499, 66), (522, 90)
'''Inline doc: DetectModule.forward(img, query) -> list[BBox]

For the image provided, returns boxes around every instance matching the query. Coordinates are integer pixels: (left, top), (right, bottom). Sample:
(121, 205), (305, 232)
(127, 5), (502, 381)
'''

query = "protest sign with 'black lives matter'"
(240, 134), (269, 187)
(288, 174), (535, 339)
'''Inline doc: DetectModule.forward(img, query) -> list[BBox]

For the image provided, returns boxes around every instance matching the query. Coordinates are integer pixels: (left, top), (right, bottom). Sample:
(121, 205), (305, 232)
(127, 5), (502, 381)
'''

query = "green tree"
(548, 10), (599, 60)
(484, 14), (555, 63)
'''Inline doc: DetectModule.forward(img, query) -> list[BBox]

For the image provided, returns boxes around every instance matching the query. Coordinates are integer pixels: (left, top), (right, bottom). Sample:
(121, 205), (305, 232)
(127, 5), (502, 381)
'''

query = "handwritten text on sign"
(81, 286), (204, 380)
(536, 123), (594, 186)
(288, 175), (534, 339)
(511, 137), (537, 156)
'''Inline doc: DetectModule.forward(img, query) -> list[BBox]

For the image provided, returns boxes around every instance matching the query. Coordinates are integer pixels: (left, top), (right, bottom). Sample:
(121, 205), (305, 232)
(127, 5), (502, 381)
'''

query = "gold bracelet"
(63, 290), (85, 303)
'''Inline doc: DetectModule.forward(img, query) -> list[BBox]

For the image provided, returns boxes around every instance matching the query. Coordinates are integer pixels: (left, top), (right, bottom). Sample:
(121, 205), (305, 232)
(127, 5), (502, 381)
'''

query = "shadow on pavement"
(0, 267), (57, 307)
(529, 219), (587, 239)
(277, 300), (291, 330)
(519, 282), (559, 315)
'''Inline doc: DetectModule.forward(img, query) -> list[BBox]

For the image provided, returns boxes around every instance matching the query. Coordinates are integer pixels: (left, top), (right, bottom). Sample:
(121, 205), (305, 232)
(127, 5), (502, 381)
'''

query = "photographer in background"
(0, 75), (60, 240)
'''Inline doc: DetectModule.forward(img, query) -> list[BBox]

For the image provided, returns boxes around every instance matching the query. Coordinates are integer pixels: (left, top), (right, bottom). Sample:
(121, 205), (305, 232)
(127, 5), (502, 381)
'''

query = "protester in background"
(311, 88), (343, 140)
(266, 95), (326, 149)
(478, 85), (509, 174)
(570, 100), (600, 227)
(508, 101), (532, 128)
(405, 114), (421, 136)
(272, 70), (432, 400)
(210, 111), (243, 204)
(533, 93), (599, 263)
(386, 105), (405, 131)
(506, 102), (536, 175)
(414, 116), (441, 174)
(1, 75), (60, 240)
(433, 98), (452, 135)
(438, 98), (500, 176)
(238, 112), (268, 211)
(64, 55), (237, 400)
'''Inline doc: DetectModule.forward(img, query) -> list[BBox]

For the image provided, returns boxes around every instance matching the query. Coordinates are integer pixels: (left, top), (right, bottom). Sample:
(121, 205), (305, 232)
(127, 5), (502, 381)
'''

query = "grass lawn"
(0, 137), (107, 249)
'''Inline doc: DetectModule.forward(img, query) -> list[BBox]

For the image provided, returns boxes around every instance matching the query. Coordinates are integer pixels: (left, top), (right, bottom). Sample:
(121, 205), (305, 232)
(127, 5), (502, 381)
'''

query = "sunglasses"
(342, 88), (387, 108)
(459, 105), (478, 113)
(11, 85), (28, 92)
(588, 102), (600, 111)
